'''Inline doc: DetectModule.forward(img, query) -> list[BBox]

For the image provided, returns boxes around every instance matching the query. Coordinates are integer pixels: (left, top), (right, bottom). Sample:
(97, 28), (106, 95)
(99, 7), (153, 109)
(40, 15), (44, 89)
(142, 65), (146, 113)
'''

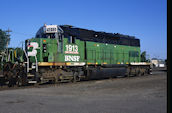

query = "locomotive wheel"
(17, 76), (27, 87)
(53, 76), (60, 84)
(137, 70), (141, 76)
(141, 68), (146, 76)
(72, 71), (80, 83)
(17, 77), (23, 87)
(17, 70), (28, 87)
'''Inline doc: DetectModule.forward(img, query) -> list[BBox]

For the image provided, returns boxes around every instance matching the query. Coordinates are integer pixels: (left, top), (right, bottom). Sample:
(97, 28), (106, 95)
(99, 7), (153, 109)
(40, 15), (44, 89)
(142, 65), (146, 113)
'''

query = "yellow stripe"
(87, 62), (96, 65)
(38, 62), (65, 66)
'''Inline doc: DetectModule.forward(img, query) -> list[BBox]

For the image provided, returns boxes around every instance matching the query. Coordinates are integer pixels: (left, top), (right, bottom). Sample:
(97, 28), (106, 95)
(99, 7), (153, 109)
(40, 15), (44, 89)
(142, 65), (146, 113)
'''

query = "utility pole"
(4, 28), (12, 56)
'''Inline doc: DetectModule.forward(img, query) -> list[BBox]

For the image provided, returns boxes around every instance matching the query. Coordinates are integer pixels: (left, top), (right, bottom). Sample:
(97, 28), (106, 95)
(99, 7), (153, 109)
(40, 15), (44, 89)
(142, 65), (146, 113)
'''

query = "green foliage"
(141, 51), (146, 62)
(0, 29), (10, 52)
(15, 48), (23, 57)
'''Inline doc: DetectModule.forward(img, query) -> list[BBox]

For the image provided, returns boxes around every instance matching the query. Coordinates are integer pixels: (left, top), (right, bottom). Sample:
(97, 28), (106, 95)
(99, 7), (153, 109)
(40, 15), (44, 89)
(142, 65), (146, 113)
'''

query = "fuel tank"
(87, 64), (127, 79)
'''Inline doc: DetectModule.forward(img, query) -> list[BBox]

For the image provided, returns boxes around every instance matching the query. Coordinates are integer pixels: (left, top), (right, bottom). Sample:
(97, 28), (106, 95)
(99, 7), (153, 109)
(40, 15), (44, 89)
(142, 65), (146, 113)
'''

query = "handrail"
(35, 55), (38, 72)
(23, 49), (29, 73)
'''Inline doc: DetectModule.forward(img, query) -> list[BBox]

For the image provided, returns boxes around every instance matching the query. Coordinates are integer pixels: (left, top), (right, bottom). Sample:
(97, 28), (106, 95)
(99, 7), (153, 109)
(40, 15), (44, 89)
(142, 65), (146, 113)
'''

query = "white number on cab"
(65, 45), (79, 54)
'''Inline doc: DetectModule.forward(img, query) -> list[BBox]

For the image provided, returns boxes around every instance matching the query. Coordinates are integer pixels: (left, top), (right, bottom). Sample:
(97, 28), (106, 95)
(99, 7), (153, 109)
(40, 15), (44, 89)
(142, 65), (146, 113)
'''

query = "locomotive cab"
(25, 24), (65, 83)
(36, 24), (64, 57)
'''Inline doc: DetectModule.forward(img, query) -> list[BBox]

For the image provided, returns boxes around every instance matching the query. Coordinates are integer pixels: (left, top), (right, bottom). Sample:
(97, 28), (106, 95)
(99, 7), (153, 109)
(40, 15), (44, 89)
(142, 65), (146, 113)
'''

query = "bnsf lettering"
(65, 55), (80, 62)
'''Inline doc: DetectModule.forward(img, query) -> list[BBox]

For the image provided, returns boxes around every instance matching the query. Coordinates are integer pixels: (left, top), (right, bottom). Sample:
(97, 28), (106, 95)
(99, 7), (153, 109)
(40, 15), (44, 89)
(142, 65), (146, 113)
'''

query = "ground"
(0, 69), (167, 113)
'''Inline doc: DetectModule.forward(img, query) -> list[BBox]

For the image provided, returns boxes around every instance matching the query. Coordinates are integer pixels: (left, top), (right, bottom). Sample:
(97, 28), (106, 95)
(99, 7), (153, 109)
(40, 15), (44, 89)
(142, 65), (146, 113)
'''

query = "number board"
(44, 25), (57, 33)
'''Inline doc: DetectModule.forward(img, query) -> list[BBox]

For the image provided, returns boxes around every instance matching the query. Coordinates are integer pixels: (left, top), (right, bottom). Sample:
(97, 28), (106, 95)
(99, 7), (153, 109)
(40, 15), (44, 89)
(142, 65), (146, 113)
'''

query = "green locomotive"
(0, 24), (151, 86)
(23, 24), (151, 84)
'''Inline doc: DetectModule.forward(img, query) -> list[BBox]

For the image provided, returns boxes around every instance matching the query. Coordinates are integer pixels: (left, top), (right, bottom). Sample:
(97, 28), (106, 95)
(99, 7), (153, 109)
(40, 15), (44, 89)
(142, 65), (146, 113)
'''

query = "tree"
(141, 51), (146, 62)
(0, 29), (10, 52)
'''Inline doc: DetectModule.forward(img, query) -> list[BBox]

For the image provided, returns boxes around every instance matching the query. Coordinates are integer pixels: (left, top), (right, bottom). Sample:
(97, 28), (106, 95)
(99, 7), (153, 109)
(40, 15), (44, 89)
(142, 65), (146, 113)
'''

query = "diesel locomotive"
(1, 24), (151, 86)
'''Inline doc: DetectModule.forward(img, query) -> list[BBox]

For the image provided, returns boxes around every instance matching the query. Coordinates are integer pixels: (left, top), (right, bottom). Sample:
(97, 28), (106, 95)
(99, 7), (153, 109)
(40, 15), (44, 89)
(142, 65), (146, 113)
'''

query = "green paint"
(27, 37), (140, 64)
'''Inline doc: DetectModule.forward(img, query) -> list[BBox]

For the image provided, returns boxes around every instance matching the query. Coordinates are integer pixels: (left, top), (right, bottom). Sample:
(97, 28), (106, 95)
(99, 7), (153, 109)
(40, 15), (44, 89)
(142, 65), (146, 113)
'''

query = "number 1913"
(65, 45), (78, 54)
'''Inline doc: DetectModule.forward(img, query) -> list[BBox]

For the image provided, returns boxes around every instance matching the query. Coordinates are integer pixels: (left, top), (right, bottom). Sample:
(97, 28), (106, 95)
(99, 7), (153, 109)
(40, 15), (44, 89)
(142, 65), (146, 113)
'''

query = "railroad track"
(0, 69), (166, 91)
(0, 75), (146, 91)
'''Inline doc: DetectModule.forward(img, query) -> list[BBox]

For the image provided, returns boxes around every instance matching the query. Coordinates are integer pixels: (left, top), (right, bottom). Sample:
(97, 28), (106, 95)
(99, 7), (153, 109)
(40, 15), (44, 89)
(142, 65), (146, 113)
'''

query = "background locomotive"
(1, 24), (151, 86)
